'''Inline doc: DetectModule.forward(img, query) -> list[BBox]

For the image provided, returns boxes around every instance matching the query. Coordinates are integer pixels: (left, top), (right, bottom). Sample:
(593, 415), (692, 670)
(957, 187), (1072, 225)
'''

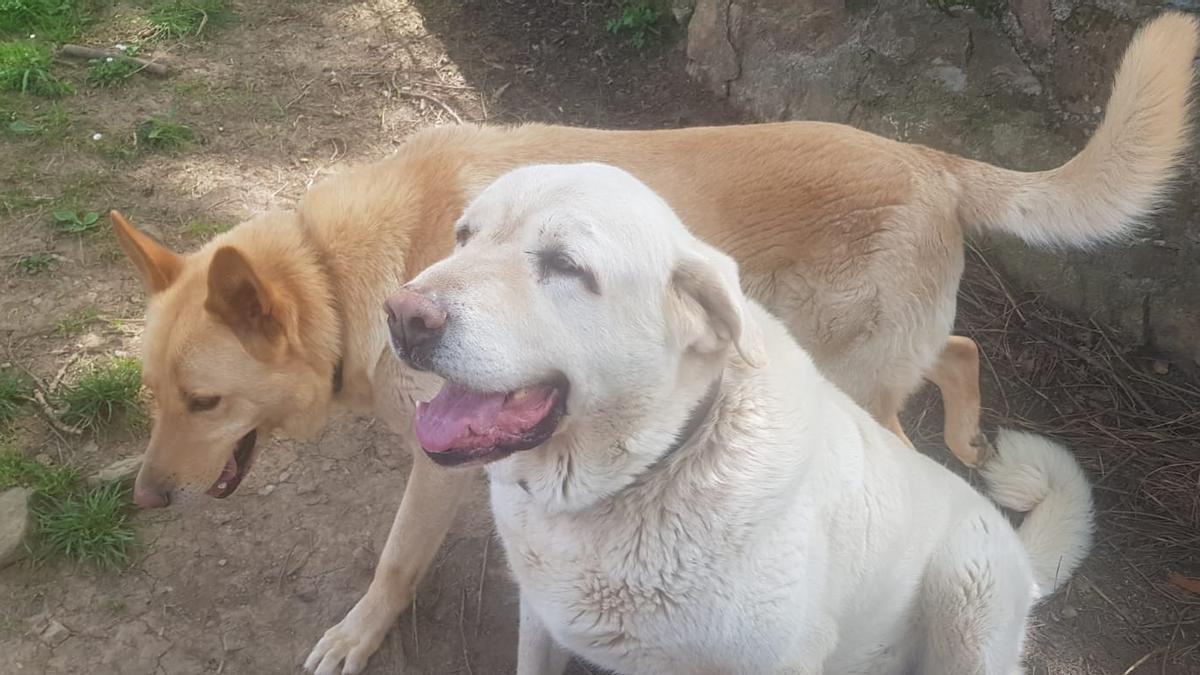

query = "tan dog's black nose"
(385, 288), (447, 366)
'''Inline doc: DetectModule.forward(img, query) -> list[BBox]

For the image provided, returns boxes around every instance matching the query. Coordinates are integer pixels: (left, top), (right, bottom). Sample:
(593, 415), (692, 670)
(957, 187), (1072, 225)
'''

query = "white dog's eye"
(455, 226), (473, 246)
(533, 249), (599, 295)
(187, 395), (221, 413)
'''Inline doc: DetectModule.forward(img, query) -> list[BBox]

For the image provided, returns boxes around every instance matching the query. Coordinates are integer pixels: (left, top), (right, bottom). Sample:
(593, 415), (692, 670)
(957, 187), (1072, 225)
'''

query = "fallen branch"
(59, 44), (171, 77)
(14, 353), (84, 437)
(397, 89), (465, 124)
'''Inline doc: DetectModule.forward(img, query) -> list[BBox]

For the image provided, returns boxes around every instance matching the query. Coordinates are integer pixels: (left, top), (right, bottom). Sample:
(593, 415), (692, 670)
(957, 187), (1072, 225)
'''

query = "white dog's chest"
(491, 482), (829, 673)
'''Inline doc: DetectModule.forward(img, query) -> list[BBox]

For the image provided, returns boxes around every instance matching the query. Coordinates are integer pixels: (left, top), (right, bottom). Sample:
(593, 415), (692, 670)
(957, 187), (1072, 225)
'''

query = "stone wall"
(682, 0), (1200, 366)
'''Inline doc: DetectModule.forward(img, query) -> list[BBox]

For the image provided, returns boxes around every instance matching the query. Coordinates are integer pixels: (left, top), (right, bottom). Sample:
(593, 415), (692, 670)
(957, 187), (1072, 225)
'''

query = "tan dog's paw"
(304, 596), (395, 675)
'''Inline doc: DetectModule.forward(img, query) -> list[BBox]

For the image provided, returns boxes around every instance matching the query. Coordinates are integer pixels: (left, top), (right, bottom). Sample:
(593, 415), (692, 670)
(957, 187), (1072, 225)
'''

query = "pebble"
(258, 484), (276, 497)
(217, 558), (227, 567)
(39, 619), (71, 647)
(79, 333), (104, 350)
(1060, 606), (1078, 619)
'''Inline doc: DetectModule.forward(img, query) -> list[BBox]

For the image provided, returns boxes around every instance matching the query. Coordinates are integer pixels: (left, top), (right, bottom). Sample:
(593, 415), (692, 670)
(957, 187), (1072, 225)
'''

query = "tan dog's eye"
(455, 226), (473, 246)
(188, 396), (221, 413)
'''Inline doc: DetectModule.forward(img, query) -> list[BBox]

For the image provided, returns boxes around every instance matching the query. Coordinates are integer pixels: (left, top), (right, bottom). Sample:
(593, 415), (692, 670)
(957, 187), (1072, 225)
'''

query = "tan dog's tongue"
(206, 456), (239, 496)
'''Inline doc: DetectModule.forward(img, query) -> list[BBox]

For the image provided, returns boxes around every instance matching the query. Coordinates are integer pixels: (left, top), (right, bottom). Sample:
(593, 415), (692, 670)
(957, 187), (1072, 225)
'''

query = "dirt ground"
(2, 1), (1198, 674)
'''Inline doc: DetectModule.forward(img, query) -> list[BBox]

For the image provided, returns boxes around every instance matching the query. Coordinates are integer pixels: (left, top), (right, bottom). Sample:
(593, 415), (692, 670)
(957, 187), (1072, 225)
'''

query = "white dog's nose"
(385, 288), (447, 364)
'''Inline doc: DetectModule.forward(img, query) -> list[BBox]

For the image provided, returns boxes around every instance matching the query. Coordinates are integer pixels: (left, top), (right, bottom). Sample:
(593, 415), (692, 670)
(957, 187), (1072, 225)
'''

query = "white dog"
(384, 163), (1095, 674)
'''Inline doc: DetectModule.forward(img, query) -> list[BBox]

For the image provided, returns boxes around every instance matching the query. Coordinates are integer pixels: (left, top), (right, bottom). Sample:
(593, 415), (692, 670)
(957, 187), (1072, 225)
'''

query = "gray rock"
(0, 487), (32, 569)
(672, 0), (696, 25)
(40, 619), (71, 647)
(85, 454), (143, 486)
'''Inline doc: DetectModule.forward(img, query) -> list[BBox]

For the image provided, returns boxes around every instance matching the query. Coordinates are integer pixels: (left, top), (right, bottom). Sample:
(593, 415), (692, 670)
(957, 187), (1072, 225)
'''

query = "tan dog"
(110, 14), (1194, 675)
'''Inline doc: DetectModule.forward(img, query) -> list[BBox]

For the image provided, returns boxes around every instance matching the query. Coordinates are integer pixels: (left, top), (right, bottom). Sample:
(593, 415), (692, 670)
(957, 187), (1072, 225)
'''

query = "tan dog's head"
(384, 163), (764, 509)
(113, 211), (339, 508)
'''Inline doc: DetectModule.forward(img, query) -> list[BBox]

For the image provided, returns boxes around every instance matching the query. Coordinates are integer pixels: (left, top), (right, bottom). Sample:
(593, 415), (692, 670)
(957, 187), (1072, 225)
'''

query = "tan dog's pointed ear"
(205, 246), (288, 359)
(671, 250), (766, 368)
(111, 210), (183, 294)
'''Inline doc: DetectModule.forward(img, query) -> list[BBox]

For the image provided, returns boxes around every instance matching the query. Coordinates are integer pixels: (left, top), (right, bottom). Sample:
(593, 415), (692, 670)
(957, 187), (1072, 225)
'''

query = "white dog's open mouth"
(414, 379), (568, 467)
(206, 430), (258, 498)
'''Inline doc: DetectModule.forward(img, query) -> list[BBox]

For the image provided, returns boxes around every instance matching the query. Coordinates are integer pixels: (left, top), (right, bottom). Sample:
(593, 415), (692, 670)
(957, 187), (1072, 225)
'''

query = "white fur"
(407, 163), (1095, 674)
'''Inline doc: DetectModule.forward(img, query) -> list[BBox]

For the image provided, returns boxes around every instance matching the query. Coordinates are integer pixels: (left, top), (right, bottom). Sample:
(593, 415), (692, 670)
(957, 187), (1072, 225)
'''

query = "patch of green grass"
(0, 0), (99, 41)
(93, 236), (125, 263)
(605, 0), (668, 49)
(55, 306), (99, 336)
(93, 132), (138, 161)
(135, 113), (193, 151)
(0, 40), (71, 96)
(57, 356), (144, 433)
(146, 0), (230, 40)
(0, 187), (46, 212)
(185, 218), (229, 238)
(0, 367), (32, 430)
(86, 54), (142, 87)
(0, 448), (137, 568)
(0, 449), (77, 499)
(35, 480), (136, 567)
(14, 252), (54, 274)
(51, 207), (100, 234)
(4, 101), (72, 139)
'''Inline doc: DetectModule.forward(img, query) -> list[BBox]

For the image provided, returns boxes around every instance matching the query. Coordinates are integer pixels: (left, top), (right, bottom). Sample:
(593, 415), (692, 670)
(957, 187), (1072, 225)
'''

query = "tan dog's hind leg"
(884, 413), (916, 449)
(927, 336), (992, 467)
(305, 450), (474, 675)
(870, 387), (915, 449)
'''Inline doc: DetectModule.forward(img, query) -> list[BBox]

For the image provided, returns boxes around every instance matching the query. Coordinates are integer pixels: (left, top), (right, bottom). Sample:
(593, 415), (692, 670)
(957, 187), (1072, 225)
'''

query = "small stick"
(1122, 647), (1162, 675)
(391, 74), (465, 125)
(411, 595), (420, 660)
(59, 44), (171, 77)
(1029, 326), (1155, 416)
(459, 589), (474, 675)
(474, 535), (490, 635)
(31, 389), (83, 436)
(12, 356), (84, 436)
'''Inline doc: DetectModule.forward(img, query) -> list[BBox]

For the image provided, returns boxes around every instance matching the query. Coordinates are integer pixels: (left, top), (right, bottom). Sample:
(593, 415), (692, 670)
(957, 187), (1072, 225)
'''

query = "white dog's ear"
(671, 251), (766, 368)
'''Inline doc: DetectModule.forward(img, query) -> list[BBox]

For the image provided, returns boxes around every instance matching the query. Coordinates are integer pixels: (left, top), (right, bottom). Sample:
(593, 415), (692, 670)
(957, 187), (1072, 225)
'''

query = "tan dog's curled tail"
(980, 430), (1095, 599)
(955, 12), (1198, 247)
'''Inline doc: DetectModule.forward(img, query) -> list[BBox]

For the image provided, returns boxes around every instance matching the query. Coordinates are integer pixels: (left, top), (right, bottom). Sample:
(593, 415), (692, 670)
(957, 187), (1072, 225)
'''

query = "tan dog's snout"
(385, 287), (447, 370)
(132, 474), (171, 509)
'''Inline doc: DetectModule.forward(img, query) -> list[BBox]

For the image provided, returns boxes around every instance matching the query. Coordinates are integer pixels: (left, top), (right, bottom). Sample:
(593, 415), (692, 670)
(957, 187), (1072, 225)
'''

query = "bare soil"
(2, 1), (1197, 674)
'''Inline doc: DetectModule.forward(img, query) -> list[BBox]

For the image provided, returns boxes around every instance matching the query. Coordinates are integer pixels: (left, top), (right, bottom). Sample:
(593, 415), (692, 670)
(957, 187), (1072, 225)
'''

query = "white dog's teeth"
(511, 388), (529, 402)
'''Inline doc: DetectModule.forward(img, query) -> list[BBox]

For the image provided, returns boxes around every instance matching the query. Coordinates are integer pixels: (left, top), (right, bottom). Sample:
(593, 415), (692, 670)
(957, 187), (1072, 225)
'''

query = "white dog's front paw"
(304, 597), (394, 675)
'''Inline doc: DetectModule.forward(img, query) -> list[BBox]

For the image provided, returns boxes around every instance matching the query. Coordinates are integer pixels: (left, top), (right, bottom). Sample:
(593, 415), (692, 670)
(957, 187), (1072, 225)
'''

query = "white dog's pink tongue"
(415, 382), (557, 455)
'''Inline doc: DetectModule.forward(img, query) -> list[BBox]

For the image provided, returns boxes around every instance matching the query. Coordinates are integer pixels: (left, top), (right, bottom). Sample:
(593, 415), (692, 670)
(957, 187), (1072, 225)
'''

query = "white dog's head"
(386, 163), (764, 504)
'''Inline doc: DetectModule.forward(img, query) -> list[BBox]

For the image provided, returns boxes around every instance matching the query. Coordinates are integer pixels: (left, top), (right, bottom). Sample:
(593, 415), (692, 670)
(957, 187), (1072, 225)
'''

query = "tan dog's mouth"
(207, 430), (259, 498)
